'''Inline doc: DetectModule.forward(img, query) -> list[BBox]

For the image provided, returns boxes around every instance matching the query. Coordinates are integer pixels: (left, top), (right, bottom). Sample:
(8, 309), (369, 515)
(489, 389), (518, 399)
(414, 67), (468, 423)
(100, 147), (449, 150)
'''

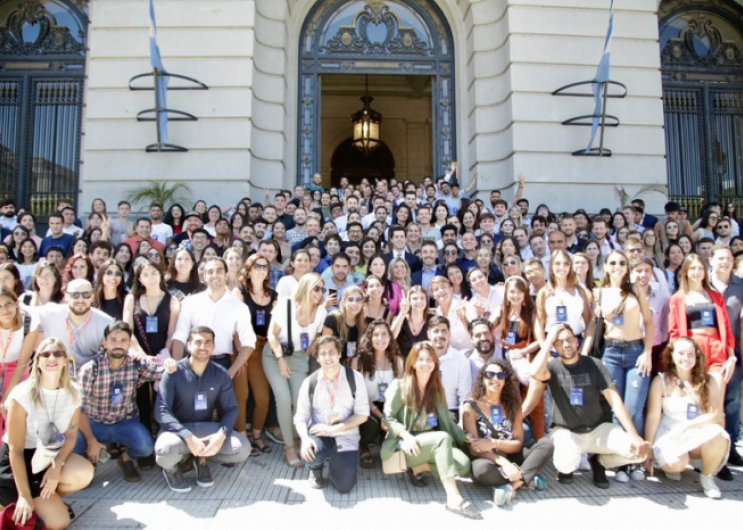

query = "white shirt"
(437, 302), (473, 351)
(276, 275), (299, 299)
(173, 290), (256, 353)
(271, 297), (326, 352)
(150, 222), (173, 245)
(438, 346), (472, 411)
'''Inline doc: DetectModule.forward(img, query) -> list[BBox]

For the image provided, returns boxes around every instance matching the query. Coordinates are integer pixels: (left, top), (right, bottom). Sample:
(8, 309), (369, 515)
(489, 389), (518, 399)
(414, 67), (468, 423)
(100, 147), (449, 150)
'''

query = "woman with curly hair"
(351, 319), (404, 469)
(645, 337), (729, 498)
(61, 254), (94, 292)
(462, 361), (553, 506)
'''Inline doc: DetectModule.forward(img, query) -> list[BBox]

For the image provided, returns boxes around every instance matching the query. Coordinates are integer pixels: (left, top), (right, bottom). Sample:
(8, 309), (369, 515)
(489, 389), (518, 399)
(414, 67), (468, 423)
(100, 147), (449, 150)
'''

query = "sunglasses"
(105, 270), (124, 277)
(313, 285), (327, 293)
(253, 264), (270, 270)
(68, 291), (93, 300)
(504, 260), (520, 267)
(13, 231), (27, 236)
(346, 296), (364, 303)
(444, 250), (458, 255)
(483, 371), (508, 380)
(627, 248), (643, 253)
(37, 350), (66, 359)
(607, 260), (627, 266)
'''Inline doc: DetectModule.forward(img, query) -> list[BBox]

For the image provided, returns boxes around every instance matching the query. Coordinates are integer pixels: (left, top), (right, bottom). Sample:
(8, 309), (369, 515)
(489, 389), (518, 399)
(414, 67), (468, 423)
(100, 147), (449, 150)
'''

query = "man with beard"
(0, 198), (18, 231)
(286, 208), (308, 244)
(148, 202), (173, 245)
(74, 322), (178, 482)
(30, 278), (114, 370)
(464, 318), (499, 380)
(173, 211), (204, 245)
(427, 315), (472, 421)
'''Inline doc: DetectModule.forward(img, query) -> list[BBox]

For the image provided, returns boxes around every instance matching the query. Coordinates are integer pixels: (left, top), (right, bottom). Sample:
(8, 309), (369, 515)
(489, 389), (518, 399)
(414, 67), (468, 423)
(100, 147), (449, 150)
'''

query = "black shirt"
(323, 313), (359, 361)
(546, 356), (613, 432)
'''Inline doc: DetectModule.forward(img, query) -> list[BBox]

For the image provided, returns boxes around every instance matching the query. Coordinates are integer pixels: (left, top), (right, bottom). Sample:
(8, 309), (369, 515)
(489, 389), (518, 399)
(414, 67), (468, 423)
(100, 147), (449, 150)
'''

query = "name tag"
(612, 314), (625, 326)
(570, 387), (584, 406)
(326, 411), (342, 425)
(378, 382), (388, 401)
(256, 310), (266, 326)
(490, 405), (504, 424)
(701, 309), (715, 326)
(506, 331), (517, 344)
(68, 360), (76, 380)
(111, 382), (124, 405)
(687, 403), (700, 420)
(556, 306), (568, 323)
(194, 391), (208, 411)
(300, 332), (310, 350)
(427, 413), (438, 428)
(346, 341), (357, 358)
(146, 316), (159, 333)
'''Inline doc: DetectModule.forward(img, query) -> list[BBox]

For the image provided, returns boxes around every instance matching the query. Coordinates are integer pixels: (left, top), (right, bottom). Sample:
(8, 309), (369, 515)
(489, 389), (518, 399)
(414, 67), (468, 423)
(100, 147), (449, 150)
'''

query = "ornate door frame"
(297, 0), (455, 187)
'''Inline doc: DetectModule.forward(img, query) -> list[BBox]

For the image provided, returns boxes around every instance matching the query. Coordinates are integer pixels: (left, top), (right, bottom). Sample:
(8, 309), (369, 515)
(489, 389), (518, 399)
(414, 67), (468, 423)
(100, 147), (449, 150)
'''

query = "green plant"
(126, 181), (192, 209)
(613, 183), (667, 208)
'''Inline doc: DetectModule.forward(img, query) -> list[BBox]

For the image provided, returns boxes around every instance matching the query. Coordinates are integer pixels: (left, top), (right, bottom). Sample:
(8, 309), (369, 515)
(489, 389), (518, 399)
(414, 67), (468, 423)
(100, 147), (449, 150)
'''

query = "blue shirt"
(39, 233), (76, 257)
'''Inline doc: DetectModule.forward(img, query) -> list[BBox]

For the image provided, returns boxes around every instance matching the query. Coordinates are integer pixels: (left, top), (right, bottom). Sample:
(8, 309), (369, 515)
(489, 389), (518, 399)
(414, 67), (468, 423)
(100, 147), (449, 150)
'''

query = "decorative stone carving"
(661, 13), (743, 67)
(0, 0), (86, 56)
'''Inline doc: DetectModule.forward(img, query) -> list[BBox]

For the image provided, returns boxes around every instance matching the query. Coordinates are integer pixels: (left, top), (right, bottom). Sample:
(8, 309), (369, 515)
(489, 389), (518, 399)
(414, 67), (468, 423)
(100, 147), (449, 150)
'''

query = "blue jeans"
(601, 344), (650, 437)
(305, 435), (358, 493)
(724, 363), (743, 448)
(74, 418), (154, 459)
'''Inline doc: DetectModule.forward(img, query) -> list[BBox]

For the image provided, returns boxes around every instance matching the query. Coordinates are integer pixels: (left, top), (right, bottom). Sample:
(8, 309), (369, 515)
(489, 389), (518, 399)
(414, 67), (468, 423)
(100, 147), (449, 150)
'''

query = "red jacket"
(668, 288), (735, 367)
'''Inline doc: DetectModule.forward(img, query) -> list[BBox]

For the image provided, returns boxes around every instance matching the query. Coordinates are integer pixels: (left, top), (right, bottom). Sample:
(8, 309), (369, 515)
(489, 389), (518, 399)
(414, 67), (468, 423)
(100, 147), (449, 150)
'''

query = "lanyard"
(65, 311), (92, 352)
(325, 369), (341, 409)
(0, 328), (16, 365)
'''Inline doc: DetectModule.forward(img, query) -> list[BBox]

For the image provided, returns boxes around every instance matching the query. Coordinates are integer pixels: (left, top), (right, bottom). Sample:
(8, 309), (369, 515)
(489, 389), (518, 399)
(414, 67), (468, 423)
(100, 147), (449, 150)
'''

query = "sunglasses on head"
(68, 291), (93, 300)
(484, 371), (508, 380)
(37, 350), (66, 359)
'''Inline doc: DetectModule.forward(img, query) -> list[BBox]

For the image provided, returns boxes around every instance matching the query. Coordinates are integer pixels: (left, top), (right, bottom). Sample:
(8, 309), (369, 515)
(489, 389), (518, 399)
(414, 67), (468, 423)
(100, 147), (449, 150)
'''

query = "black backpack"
(307, 365), (356, 403)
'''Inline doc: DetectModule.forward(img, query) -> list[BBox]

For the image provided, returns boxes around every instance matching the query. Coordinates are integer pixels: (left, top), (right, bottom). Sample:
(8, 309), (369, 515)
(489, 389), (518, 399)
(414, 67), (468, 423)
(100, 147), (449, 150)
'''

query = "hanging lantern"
(351, 75), (382, 155)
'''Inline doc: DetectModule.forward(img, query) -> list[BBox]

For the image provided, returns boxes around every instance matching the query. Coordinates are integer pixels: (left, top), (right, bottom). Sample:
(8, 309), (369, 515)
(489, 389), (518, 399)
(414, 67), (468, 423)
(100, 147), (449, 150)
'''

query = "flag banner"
(586, 0), (615, 152)
(149, 0), (169, 144)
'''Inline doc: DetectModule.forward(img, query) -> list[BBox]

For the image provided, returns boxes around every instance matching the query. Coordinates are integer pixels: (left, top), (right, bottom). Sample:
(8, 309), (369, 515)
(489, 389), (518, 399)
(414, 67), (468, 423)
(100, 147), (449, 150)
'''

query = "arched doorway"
(330, 137), (395, 186)
(297, 0), (455, 187)
(660, 0), (743, 215)
(0, 0), (87, 217)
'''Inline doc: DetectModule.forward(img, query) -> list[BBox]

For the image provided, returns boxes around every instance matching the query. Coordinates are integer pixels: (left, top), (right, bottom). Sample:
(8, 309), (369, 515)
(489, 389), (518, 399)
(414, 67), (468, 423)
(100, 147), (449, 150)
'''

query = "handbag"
(281, 298), (295, 357)
(381, 405), (423, 475)
(592, 287), (605, 358)
(0, 504), (46, 530)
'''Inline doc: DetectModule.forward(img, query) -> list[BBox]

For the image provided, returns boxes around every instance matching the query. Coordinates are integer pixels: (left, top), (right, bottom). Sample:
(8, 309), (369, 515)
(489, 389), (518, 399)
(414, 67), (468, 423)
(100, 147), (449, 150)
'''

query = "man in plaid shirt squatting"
(73, 321), (178, 482)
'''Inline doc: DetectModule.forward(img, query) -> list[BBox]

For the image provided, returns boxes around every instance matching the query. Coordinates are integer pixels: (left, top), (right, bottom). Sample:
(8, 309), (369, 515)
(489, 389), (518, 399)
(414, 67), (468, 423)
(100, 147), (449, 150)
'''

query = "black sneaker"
(727, 451), (743, 467)
(557, 472), (574, 484)
(118, 458), (141, 482)
(717, 465), (734, 482)
(137, 454), (156, 471)
(162, 468), (191, 493)
(194, 458), (214, 488)
(308, 468), (325, 489)
(178, 455), (195, 475)
(589, 455), (610, 489)
(408, 469), (427, 488)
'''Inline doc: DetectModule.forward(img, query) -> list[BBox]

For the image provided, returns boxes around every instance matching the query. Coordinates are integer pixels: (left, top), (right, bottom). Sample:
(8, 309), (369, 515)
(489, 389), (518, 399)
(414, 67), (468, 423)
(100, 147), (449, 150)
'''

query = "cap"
(184, 211), (201, 220)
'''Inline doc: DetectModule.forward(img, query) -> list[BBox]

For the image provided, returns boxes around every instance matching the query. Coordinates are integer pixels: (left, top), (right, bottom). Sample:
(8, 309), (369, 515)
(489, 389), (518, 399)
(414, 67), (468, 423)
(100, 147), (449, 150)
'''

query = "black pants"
(471, 436), (554, 487)
(305, 436), (358, 493)
(359, 401), (384, 449)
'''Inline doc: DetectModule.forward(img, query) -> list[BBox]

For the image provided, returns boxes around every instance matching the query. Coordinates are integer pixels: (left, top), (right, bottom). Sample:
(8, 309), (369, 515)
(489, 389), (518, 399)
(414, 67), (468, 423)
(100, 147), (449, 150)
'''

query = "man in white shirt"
(427, 315), (472, 421)
(149, 202), (173, 245)
(172, 258), (256, 380)
(109, 200), (134, 246)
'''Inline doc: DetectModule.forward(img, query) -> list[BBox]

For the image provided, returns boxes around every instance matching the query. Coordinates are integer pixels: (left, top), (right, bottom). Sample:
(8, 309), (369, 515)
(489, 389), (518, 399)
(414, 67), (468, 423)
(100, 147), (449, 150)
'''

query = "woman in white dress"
(645, 337), (729, 498)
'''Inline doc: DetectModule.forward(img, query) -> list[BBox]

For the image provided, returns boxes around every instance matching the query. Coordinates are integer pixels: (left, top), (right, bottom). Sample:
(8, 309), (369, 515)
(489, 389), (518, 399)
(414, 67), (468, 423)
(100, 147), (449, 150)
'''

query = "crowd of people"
(0, 170), (741, 526)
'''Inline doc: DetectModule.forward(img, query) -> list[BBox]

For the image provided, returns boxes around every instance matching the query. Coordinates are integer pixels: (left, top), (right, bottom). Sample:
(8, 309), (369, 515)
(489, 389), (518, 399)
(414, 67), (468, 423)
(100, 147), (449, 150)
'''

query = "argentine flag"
(586, 0), (614, 152)
(149, 0), (169, 143)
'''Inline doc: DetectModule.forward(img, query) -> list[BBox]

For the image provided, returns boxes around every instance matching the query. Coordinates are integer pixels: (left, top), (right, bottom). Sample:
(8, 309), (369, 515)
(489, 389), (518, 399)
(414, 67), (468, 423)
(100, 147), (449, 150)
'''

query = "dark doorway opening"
(330, 138), (395, 187)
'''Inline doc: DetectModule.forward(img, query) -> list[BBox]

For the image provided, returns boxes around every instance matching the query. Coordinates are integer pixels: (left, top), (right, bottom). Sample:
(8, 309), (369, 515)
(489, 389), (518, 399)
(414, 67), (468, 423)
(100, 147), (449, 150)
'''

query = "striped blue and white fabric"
(586, 0), (615, 152)
(149, 0), (169, 143)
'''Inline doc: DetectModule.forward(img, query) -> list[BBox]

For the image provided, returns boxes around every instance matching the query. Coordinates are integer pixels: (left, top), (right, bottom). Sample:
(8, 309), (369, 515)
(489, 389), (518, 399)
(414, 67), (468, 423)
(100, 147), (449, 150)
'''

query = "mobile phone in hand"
(98, 448), (111, 465)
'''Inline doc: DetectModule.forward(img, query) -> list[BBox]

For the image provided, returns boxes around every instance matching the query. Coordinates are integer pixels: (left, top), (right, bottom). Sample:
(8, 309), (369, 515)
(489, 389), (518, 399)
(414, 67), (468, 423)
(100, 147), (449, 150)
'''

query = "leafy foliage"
(125, 181), (192, 209)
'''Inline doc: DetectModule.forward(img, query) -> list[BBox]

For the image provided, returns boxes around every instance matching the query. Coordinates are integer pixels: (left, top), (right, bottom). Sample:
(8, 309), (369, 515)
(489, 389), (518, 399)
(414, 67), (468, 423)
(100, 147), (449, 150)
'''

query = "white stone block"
(90, 0), (256, 28)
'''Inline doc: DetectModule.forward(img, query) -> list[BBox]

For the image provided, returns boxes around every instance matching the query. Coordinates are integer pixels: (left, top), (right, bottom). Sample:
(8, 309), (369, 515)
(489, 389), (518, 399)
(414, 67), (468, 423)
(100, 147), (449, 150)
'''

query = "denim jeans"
(74, 418), (154, 459)
(724, 363), (743, 448)
(305, 435), (358, 493)
(601, 344), (650, 437)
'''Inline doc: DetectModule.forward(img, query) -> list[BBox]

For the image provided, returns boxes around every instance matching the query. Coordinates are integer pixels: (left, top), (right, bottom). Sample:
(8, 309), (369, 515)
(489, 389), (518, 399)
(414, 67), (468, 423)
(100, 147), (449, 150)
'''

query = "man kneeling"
(295, 336), (369, 492)
(154, 326), (251, 492)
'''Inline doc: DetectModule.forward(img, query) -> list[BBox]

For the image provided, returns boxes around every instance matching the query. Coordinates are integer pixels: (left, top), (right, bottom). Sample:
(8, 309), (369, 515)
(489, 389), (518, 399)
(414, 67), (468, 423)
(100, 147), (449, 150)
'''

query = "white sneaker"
(700, 474), (721, 499)
(665, 471), (681, 481)
(629, 465), (645, 481)
(579, 454), (592, 471)
(615, 469), (630, 483)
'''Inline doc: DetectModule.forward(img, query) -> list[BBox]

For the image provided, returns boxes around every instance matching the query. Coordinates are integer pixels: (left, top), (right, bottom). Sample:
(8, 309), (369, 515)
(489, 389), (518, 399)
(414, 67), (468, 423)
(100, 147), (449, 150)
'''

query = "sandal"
(360, 449), (375, 469)
(283, 448), (304, 469)
(407, 469), (427, 488)
(252, 434), (272, 454)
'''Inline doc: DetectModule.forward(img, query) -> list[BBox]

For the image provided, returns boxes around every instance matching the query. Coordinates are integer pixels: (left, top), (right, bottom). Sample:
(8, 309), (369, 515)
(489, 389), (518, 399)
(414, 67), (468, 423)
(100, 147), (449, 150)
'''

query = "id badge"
(701, 309), (715, 326)
(491, 405), (504, 424)
(111, 382), (124, 405)
(68, 360), (76, 380)
(146, 316), (158, 333)
(506, 331), (517, 344)
(194, 391), (208, 411)
(612, 314), (625, 326)
(326, 412), (342, 425)
(378, 382), (388, 401)
(256, 310), (266, 326)
(346, 341), (357, 359)
(687, 403), (700, 420)
(556, 306), (568, 323)
(570, 387), (584, 406)
(427, 413), (438, 428)
(300, 332), (310, 350)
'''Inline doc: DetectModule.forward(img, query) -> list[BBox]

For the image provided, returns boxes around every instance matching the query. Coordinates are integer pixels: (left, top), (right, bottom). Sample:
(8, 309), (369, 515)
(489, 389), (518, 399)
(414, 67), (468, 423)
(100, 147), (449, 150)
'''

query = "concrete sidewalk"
(67, 444), (743, 529)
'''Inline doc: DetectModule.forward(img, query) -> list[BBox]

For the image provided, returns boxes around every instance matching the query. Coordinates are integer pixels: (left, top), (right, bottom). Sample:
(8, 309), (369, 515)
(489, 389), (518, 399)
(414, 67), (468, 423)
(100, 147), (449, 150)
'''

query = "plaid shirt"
(79, 353), (163, 425)
(270, 266), (285, 291)
(285, 227), (308, 243)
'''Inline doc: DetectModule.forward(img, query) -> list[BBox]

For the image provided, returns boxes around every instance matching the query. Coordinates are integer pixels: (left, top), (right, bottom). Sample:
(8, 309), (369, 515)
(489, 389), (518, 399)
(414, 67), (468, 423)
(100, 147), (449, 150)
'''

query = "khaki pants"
(551, 423), (645, 474)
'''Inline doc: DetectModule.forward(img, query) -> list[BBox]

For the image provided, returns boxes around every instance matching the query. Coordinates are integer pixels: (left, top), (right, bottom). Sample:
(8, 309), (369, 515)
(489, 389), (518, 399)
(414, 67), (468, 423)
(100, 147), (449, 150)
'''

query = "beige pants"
(551, 423), (645, 473)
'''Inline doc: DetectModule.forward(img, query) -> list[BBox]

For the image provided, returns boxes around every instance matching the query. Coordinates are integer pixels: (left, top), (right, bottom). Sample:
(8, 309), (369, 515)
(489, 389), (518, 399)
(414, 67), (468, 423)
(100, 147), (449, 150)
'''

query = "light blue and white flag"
(149, 0), (169, 143)
(586, 0), (614, 152)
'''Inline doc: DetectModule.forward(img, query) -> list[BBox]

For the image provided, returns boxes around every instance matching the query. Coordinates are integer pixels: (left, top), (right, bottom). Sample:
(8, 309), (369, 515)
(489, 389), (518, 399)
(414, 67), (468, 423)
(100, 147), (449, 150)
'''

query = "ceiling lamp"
(351, 75), (382, 155)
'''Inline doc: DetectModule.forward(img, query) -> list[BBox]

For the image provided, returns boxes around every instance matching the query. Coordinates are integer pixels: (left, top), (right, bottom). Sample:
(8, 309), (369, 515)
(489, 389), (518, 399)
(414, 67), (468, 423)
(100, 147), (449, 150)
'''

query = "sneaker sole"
(162, 470), (191, 493)
(192, 461), (214, 488)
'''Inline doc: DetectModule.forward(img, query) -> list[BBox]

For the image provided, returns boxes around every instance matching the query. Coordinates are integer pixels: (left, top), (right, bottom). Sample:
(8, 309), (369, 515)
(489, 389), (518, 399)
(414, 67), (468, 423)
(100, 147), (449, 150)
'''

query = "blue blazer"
(384, 251), (422, 274)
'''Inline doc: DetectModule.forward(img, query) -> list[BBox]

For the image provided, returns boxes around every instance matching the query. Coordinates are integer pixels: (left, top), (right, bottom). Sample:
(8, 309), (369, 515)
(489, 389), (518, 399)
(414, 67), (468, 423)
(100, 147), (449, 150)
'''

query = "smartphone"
(429, 297), (437, 309)
(98, 448), (111, 465)
(329, 288), (338, 299)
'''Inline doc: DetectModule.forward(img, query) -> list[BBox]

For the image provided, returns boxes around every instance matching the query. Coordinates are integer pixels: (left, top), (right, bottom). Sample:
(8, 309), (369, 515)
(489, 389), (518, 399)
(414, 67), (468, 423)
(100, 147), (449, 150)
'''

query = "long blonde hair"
(331, 285), (366, 342)
(295, 272), (324, 314)
(30, 338), (79, 407)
